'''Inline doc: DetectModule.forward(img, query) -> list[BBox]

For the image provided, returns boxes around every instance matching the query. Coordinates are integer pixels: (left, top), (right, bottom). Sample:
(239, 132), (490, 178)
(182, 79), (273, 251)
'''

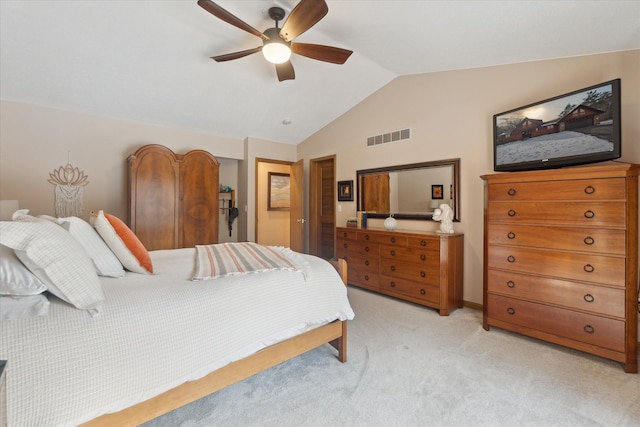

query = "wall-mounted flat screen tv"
(493, 79), (621, 172)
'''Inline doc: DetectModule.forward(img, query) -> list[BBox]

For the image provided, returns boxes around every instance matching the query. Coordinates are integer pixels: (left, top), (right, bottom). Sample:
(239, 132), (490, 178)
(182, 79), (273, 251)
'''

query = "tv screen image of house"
(493, 79), (621, 172)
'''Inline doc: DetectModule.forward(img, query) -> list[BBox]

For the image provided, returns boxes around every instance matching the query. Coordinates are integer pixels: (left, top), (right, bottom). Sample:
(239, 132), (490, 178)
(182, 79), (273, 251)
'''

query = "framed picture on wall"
(337, 180), (354, 201)
(431, 184), (444, 200)
(268, 172), (291, 210)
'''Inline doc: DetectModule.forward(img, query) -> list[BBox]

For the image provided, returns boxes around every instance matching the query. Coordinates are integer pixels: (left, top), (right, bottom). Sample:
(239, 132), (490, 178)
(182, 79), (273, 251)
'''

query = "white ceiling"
(1, 1), (639, 145)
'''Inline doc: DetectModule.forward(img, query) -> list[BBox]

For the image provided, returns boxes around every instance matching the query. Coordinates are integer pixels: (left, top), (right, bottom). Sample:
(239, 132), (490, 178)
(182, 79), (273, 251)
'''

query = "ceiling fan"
(197, 0), (353, 82)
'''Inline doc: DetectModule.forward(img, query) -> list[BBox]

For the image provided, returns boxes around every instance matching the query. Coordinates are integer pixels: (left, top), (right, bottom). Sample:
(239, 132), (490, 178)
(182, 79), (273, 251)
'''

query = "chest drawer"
(337, 239), (379, 256)
(358, 231), (408, 246)
(487, 270), (625, 318)
(487, 201), (625, 227)
(337, 229), (357, 241)
(487, 178), (626, 201)
(487, 224), (625, 255)
(350, 268), (379, 288)
(488, 245), (625, 286)
(379, 275), (439, 305)
(487, 294), (625, 352)
(345, 253), (378, 272)
(406, 236), (440, 250)
(379, 258), (439, 285)
(379, 244), (439, 264)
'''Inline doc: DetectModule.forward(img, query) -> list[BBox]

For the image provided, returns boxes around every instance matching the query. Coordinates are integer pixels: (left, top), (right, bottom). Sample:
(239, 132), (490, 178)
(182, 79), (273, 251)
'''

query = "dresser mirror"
(356, 158), (460, 221)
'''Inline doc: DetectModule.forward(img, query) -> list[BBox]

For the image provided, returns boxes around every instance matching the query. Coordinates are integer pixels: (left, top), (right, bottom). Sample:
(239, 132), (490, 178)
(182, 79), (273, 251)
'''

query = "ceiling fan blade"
(211, 47), (262, 62)
(198, 0), (267, 40)
(291, 43), (353, 64)
(276, 61), (295, 82)
(279, 0), (328, 42)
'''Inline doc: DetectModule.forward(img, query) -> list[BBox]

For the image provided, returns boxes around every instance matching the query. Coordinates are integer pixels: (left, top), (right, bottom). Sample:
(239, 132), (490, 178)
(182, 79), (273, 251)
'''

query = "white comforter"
(0, 248), (354, 426)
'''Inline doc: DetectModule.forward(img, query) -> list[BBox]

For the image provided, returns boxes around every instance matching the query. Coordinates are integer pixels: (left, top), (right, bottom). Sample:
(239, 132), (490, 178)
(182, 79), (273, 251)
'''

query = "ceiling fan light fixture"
(262, 27), (291, 64)
(262, 42), (291, 64)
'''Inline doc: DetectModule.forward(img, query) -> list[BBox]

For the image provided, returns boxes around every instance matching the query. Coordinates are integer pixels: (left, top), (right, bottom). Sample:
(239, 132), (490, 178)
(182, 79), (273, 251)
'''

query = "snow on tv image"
(493, 79), (621, 171)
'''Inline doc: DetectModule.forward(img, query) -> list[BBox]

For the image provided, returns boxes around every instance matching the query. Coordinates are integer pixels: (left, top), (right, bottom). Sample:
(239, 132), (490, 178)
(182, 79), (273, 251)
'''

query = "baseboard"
(463, 300), (482, 311)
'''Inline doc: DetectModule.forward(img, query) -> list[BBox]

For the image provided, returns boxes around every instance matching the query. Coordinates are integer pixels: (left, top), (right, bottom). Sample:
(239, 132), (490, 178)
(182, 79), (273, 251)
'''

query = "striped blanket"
(193, 242), (306, 281)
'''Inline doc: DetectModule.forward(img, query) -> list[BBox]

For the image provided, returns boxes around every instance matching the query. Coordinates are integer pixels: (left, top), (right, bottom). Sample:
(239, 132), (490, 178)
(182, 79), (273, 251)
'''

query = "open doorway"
(255, 159), (292, 247)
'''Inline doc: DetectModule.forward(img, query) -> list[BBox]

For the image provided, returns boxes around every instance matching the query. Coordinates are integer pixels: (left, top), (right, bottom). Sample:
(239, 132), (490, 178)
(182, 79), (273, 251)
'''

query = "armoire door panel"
(180, 150), (219, 248)
(129, 145), (180, 250)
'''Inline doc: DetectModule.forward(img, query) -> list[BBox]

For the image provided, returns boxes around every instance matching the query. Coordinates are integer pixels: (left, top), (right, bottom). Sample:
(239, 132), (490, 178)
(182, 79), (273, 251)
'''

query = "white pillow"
(90, 210), (153, 274)
(12, 209), (44, 222)
(0, 244), (47, 295)
(0, 221), (104, 313)
(58, 216), (125, 278)
(0, 294), (49, 320)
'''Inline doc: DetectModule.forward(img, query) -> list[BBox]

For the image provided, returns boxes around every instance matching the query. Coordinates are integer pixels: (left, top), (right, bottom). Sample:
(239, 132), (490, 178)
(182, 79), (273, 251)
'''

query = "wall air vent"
(366, 128), (411, 147)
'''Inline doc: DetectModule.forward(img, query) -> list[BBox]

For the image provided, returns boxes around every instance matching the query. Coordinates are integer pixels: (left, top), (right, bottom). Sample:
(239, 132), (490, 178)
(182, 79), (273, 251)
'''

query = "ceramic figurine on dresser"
(433, 204), (454, 233)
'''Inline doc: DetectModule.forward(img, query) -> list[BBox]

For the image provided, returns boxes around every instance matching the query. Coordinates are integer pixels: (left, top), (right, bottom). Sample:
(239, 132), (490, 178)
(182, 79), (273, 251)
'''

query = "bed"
(0, 213), (354, 426)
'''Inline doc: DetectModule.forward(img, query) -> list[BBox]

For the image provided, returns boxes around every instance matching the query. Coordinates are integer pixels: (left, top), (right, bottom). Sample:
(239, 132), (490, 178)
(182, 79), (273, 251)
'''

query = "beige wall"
(297, 50), (640, 306)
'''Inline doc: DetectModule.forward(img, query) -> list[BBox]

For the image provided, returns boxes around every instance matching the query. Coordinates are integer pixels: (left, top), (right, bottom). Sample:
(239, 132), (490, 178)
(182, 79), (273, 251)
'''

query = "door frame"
(309, 155), (336, 257)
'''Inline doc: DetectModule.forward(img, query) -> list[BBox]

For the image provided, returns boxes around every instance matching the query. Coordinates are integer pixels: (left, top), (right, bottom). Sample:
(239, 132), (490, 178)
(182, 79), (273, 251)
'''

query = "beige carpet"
(144, 286), (640, 427)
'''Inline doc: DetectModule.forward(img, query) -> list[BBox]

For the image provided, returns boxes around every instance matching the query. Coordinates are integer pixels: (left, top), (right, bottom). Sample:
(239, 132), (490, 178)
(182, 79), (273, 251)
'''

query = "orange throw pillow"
(91, 210), (153, 274)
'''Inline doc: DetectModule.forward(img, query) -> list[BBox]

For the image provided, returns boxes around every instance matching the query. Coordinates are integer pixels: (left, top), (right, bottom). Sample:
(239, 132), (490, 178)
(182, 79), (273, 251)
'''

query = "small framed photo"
(337, 180), (354, 201)
(268, 172), (290, 210)
(431, 184), (444, 200)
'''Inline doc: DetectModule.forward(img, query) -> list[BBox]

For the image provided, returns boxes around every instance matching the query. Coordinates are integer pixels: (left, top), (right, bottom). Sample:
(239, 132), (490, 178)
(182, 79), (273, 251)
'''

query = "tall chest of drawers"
(481, 163), (639, 373)
(336, 227), (464, 315)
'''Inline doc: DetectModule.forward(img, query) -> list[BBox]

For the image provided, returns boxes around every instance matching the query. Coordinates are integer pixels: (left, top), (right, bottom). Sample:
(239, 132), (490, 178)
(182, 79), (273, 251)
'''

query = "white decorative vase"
(384, 215), (397, 231)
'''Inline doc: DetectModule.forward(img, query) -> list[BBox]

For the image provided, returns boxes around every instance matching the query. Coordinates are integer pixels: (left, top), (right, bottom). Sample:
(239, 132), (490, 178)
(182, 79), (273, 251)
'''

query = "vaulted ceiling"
(1, 1), (638, 145)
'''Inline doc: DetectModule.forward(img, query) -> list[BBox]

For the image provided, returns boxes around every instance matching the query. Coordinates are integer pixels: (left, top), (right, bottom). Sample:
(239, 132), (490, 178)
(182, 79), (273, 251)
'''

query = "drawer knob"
(507, 255), (516, 263)
(343, 232), (347, 238)
(507, 307), (515, 315)
(420, 254), (426, 261)
(365, 234), (370, 240)
(390, 265), (396, 272)
(390, 250), (396, 256)
(390, 281), (396, 288)
(420, 288), (426, 295)
(507, 188), (517, 196)
(507, 280), (515, 288)
(364, 274), (369, 281)
(365, 260), (370, 266)
(420, 240), (426, 246)
(583, 324), (595, 334)
(583, 264), (594, 273)
(583, 293), (595, 303)
(508, 209), (516, 217)
(343, 243), (348, 249)
(583, 236), (595, 246)
(365, 246), (370, 252)
(507, 231), (516, 239)
(584, 185), (595, 195)
(420, 271), (426, 278)
(391, 237), (396, 243)
(584, 210), (595, 219)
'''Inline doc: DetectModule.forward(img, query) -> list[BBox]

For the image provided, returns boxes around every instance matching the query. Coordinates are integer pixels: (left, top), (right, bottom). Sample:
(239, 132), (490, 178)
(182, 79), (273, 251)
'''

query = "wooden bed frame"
(82, 258), (348, 427)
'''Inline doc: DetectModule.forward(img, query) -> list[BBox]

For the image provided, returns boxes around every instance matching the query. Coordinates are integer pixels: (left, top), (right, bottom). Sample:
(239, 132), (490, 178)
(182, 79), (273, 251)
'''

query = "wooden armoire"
(128, 144), (219, 250)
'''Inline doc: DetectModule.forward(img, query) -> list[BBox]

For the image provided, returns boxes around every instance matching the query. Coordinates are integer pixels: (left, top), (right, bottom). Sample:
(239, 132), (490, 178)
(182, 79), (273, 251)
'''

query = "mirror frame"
(356, 158), (460, 222)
